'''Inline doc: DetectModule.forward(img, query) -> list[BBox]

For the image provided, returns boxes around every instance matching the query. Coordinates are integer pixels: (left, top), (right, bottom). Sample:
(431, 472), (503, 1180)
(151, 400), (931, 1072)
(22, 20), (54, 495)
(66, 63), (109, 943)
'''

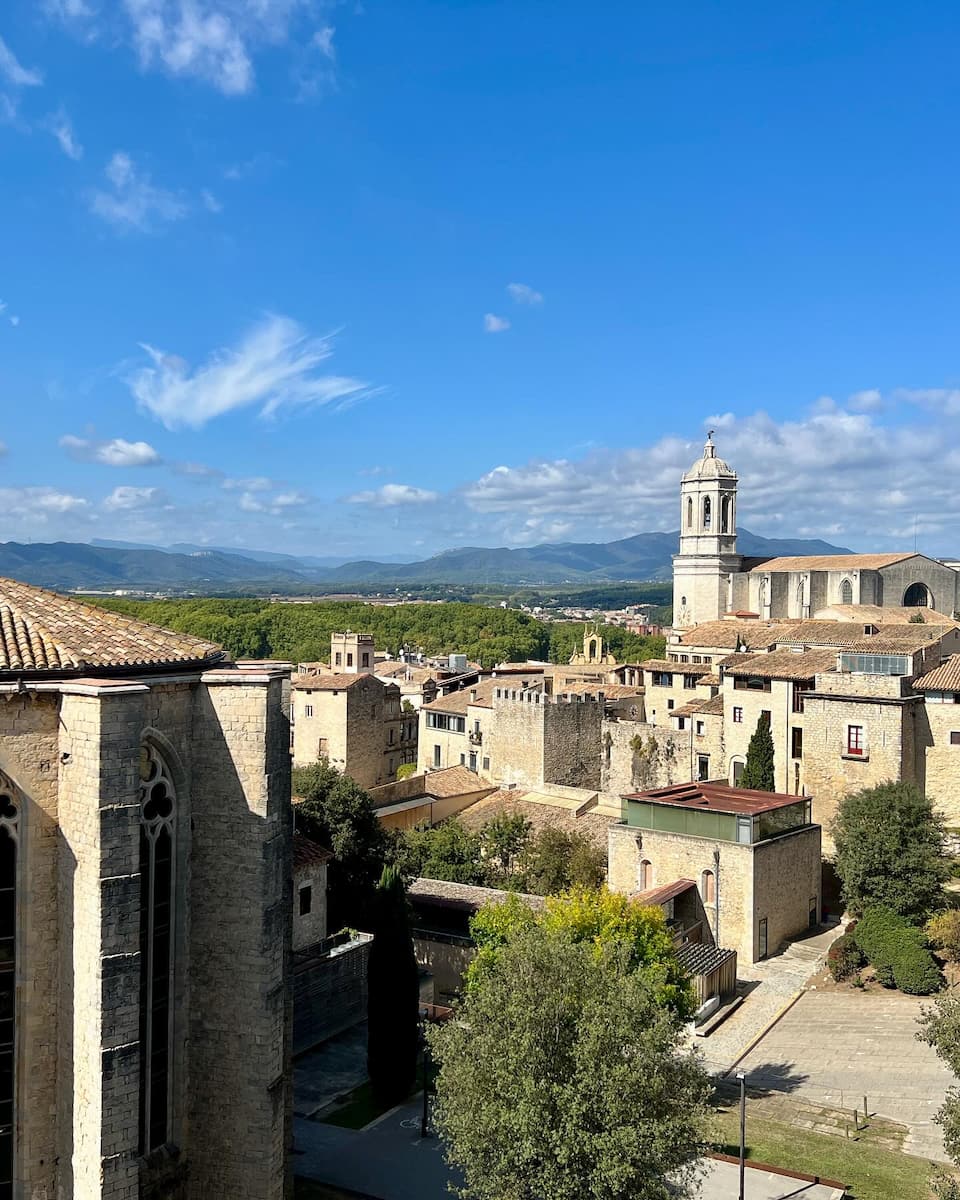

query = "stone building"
(293, 832), (331, 952)
(291, 670), (416, 786)
(0, 578), (292, 1198)
(673, 433), (960, 631)
(608, 781), (821, 963)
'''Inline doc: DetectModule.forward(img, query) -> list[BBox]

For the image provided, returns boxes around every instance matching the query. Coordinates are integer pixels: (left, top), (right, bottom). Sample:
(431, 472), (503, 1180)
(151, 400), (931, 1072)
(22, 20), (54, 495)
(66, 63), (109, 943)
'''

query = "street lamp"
(736, 1069), (746, 1200)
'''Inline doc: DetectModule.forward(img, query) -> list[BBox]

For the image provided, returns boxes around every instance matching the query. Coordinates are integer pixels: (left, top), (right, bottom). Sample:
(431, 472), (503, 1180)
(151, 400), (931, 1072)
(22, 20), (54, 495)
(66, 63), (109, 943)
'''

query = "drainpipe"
(713, 846), (721, 946)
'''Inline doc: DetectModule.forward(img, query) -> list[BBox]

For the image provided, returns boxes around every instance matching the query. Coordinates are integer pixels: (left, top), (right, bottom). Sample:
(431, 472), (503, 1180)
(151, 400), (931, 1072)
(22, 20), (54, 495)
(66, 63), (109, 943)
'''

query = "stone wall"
(486, 691), (602, 790)
(722, 679), (805, 794)
(920, 702), (960, 825)
(753, 825), (822, 952)
(601, 720), (688, 802)
(293, 860), (328, 952)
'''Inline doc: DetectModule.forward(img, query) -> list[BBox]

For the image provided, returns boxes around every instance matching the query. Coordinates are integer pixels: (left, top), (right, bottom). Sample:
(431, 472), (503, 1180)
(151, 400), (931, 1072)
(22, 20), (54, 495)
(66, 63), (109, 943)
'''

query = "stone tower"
(672, 433), (742, 630)
(330, 631), (376, 673)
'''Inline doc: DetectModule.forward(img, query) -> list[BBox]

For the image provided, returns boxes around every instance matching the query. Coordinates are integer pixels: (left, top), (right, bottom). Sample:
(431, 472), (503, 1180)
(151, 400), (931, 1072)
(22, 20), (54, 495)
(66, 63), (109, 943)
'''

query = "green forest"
(94, 597), (666, 669)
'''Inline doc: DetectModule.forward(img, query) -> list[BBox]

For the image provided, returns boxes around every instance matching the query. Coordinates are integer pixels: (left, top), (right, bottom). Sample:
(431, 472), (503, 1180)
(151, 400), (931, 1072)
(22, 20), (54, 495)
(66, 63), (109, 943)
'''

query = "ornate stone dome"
(681, 432), (737, 482)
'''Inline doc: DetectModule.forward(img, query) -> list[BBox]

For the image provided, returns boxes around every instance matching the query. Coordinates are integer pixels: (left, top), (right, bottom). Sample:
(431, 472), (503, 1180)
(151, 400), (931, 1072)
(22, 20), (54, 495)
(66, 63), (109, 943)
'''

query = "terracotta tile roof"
(698, 673), (721, 686)
(673, 694), (725, 717)
(424, 677), (505, 713)
(639, 659), (713, 675)
(914, 656), (960, 691)
(558, 681), (644, 698)
(293, 672), (371, 690)
(776, 622), (954, 651)
(421, 765), (490, 798)
(623, 780), (809, 816)
(409, 877), (545, 913)
(748, 552), (914, 573)
(376, 662), (443, 683)
(677, 621), (799, 650)
(815, 604), (960, 626)
(458, 790), (614, 849)
(724, 648), (839, 681)
(292, 832), (333, 869)
(633, 879), (696, 906)
(0, 579), (222, 676)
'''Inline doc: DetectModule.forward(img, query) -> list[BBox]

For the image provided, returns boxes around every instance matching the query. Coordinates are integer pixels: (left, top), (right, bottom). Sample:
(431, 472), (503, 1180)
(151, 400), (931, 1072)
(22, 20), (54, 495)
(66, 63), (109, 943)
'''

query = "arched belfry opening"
(720, 494), (731, 533)
(904, 582), (933, 609)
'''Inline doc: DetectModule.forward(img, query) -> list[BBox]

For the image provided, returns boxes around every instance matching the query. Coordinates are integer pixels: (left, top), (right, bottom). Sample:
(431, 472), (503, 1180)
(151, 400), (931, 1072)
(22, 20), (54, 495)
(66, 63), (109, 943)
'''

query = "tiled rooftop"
(748, 552), (914, 572)
(914, 656), (960, 692)
(293, 672), (370, 690)
(724, 647), (839, 681)
(292, 832), (333, 870)
(0, 579), (223, 676)
(624, 780), (809, 815)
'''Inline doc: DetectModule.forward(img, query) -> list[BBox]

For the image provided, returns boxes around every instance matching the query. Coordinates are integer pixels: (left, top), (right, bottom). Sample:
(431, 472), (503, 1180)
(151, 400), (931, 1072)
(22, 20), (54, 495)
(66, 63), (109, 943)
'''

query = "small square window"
(667, 699), (674, 711)
(304, 704), (313, 718)
(696, 720), (705, 736)
(299, 886), (312, 916)
(482, 756), (490, 771)
(951, 731), (960, 746)
(733, 706), (743, 724)
(677, 717), (686, 730)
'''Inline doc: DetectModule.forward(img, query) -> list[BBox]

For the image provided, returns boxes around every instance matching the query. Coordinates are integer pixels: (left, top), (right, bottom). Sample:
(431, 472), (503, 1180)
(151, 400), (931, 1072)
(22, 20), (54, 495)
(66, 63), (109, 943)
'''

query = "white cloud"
(347, 484), (439, 507)
(0, 37), (43, 88)
(60, 434), (161, 466)
(200, 187), (222, 213)
(847, 389), (883, 413)
(484, 313), (510, 334)
(89, 151), (187, 233)
(506, 282), (543, 306)
(45, 109), (83, 159)
(896, 388), (960, 416)
(223, 475), (273, 492)
(128, 314), (377, 430)
(0, 487), (89, 519)
(103, 484), (166, 511)
(313, 26), (335, 60)
(237, 487), (309, 515)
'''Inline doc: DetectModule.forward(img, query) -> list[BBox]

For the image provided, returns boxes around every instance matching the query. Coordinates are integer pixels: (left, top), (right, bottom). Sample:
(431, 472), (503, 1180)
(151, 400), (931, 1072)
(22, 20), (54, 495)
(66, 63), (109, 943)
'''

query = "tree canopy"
(293, 761), (390, 928)
(95, 596), (663, 671)
(468, 888), (693, 1018)
(429, 923), (711, 1200)
(831, 782), (949, 922)
(739, 712), (775, 791)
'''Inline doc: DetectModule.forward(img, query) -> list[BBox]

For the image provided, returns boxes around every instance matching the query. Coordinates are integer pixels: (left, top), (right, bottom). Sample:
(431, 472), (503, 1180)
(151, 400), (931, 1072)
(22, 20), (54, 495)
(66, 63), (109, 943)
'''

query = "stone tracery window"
(839, 578), (853, 605)
(0, 784), (17, 1200)
(139, 744), (177, 1154)
(703, 496), (711, 529)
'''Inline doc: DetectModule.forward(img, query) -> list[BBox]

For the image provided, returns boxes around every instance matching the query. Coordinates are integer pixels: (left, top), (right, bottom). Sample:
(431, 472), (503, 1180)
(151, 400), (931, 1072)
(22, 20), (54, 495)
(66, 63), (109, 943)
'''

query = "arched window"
(700, 868), (715, 905)
(638, 859), (653, 891)
(686, 497), (693, 529)
(730, 758), (745, 785)
(0, 783), (17, 1198)
(139, 744), (177, 1154)
(720, 495), (730, 533)
(839, 579), (853, 605)
(904, 582), (932, 609)
(703, 496), (711, 529)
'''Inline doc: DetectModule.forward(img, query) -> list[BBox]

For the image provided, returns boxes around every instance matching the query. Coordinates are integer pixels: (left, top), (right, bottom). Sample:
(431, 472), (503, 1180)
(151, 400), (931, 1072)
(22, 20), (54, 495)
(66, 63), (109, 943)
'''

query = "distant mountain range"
(0, 529), (854, 593)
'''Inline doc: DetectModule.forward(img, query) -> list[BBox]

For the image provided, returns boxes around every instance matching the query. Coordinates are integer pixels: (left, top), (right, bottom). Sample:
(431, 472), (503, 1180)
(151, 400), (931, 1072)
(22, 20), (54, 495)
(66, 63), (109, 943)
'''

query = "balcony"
(469, 730), (483, 745)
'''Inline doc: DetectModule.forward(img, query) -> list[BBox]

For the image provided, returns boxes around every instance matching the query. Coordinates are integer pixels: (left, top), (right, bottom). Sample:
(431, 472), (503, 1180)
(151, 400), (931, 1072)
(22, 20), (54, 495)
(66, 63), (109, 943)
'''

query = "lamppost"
(736, 1069), (747, 1200)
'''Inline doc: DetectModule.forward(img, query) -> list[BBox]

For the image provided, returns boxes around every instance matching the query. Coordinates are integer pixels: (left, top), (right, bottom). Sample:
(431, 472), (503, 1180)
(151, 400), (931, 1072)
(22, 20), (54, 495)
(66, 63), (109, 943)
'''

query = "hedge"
(827, 932), (865, 981)
(854, 906), (943, 995)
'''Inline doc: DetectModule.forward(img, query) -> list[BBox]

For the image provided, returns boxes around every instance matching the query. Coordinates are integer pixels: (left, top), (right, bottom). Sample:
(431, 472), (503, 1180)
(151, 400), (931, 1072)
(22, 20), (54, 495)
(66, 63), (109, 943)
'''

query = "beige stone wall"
(601, 720), (689, 802)
(294, 676), (403, 788)
(802, 692), (921, 848)
(753, 826), (821, 954)
(485, 692), (602, 790)
(293, 686), (348, 770)
(722, 679), (805, 794)
(293, 861), (328, 951)
(920, 701), (960, 825)
(417, 720), (468, 774)
(643, 672), (705, 726)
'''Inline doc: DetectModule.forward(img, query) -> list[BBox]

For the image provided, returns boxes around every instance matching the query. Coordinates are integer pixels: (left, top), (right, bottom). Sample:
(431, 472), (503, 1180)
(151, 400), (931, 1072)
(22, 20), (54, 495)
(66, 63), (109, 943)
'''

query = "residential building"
(0, 578), (291, 1198)
(293, 832), (332, 952)
(367, 766), (496, 830)
(609, 781), (822, 963)
(330, 631), (376, 673)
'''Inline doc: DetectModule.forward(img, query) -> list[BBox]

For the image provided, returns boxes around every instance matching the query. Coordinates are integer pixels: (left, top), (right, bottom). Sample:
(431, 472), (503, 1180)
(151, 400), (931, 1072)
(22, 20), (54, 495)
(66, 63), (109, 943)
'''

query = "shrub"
(827, 932), (865, 982)
(855, 906), (943, 995)
(928, 911), (960, 960)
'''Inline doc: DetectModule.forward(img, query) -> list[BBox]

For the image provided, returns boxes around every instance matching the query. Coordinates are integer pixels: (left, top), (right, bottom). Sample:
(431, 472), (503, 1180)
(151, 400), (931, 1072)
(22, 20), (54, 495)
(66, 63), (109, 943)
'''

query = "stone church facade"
(0, 580), (292, 1199)
(672, 434), (959, 630)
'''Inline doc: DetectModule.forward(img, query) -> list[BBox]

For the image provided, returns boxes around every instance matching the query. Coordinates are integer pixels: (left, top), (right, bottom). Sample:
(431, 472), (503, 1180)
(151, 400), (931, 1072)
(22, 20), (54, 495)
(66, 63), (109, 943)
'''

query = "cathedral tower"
(672, 433), (742, 630)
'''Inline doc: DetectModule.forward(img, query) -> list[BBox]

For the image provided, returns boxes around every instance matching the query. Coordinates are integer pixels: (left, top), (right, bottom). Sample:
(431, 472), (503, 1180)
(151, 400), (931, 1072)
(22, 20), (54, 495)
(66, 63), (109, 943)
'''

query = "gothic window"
(839, 578), (853, 605)
(686, 497), (693, 529)
(139, 745), (177, 1154)
(638, 859), (653, 890)
(703, 496), (711, 529)
(0, 785), (17, 1200)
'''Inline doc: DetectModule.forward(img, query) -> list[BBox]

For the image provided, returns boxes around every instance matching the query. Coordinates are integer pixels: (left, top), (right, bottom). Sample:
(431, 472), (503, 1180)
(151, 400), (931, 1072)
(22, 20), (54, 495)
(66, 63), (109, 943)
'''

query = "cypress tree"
(739, 712), (775, 791)
(367, 865), (420, 1105)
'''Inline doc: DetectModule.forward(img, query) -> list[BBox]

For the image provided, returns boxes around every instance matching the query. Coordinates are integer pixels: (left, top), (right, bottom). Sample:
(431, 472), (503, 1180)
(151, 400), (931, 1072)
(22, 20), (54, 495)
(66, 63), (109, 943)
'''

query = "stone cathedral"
(673, 433), (960, 629)
(0, 579), (292, 1199)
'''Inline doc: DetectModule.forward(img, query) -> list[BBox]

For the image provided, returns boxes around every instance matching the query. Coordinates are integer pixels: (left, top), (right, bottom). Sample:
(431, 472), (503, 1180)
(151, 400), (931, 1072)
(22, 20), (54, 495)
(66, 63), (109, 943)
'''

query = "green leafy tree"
(479, 813), (532, 879)
(469, 888), (692, 1017)
(832, 782), (949, 921)
(293, 762), (390, 928)
(392, 820), (488, 886)
(919, 991), (960, 1194)
(429, 924), (712, 1200)
(738, 712), (775, 791)
(521, 827), (606, 895)
(367, 866), (420, 1106)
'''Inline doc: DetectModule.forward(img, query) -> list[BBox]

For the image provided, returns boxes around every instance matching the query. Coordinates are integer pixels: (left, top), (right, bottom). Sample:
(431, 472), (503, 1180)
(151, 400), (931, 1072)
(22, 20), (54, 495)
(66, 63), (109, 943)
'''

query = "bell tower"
(672, 433), (741, 630)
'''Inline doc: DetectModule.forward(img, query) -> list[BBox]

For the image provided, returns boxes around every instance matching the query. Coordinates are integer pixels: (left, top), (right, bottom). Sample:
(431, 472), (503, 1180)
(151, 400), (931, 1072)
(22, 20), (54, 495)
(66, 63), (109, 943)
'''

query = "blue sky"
(3, 1), (960, 560)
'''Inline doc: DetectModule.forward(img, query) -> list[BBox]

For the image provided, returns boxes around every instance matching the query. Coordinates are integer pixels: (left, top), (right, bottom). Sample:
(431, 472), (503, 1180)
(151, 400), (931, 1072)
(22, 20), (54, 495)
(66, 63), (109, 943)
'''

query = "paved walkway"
(294, 1024), (369, 1119)
(735, 990), (953, 1161)
(294, 1099), (846, 1199)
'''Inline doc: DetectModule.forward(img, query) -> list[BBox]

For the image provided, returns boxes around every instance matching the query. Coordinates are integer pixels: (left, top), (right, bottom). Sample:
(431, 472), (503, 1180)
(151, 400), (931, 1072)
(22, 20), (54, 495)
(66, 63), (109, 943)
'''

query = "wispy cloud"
(483, 313), (510, 334)
(347, 484), (439, 507)
(89, 151), (187, 233)
(0, 36), (43, 88)
(0, 300), (20, 329)
(238, 487), (310, 515)
(200, 187), (222, 213)
(506, 282), (543, 305)
(103, 484), (168, 511)
(45, 108), (83, 159)
(60, 434), (161, 466)
(128, 314), (378, 430)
